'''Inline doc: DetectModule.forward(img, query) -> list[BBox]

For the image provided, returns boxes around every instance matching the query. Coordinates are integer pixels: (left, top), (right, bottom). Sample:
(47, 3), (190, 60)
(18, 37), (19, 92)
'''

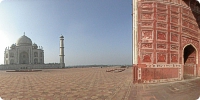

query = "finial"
(60, 34), (64, 38)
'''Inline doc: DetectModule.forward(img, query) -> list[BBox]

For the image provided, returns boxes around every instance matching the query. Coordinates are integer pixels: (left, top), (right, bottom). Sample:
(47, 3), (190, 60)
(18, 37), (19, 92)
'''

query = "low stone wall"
(0, 64), (61, 70)
(133, 64), (182, 83)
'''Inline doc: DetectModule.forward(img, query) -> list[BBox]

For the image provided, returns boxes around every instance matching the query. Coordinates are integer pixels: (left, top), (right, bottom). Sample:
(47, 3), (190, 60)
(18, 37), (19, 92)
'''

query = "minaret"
(60, 35), (65, 68)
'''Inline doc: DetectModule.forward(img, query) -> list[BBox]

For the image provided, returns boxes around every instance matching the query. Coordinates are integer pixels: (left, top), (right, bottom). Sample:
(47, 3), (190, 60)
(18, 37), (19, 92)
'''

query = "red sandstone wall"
(141, 68), (178, 80)
(134, 0), (200, 83)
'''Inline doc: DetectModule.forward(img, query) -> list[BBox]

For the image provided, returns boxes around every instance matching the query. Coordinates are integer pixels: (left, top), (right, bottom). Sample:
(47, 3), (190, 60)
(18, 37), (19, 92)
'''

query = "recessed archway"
(19, 51), (29, 64)
(183, 44), (197, 79)
(34, 58), (38, 64)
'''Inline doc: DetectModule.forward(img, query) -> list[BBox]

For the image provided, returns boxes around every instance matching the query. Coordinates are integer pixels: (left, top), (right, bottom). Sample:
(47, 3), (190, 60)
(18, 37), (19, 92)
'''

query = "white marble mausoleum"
(4, 34), (44, 64)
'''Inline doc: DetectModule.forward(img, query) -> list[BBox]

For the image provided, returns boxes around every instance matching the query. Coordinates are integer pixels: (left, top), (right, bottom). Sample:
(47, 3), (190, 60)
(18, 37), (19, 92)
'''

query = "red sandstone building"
(133, 0), (200, 83)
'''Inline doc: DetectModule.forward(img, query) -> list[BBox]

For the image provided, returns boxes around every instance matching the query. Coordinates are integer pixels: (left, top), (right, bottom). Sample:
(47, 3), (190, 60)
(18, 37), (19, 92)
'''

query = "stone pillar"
(132, 0), (138, 83)
(132, 0), (138, 65)
(60, 35), (65, 68)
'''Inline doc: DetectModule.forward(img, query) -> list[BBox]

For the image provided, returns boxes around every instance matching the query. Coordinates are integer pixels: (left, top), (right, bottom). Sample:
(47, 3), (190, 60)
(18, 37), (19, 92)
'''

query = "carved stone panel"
(171, 5), (179, 12)
(171, 12), (179, 16)
(141, 3), (153, 8)
(157, 14), (167, 22)
(171, 54), (178, 63)
(157, 3), (167, 9)
(141, 30), (153, 40)
(189, 23), (195, 30)
(188, 23), (198, 32)
(171, 16), (179, 24)
(182, 20), (188, 27)
(141, 13), (153, 20)
(182, 15), (188, 20)
(182, 28), (198, 36)
(171, 25), (179, 32)
(141, 21), (153, 27)
(194, 25), (198, 32)
(157, 44), (167, 49)
(157, 53), (167, 63)
(182, 28), (189, 34)
(157, 30), (167, 41)
(171, 44), (179, 51)
(142, 53), (152, 63)
(157, 9), (167, 14)
(171, 33), (179, 42)
(141, 43), (153, 49)
(182, 9), (189, 14)
(157, 23), (167, 29)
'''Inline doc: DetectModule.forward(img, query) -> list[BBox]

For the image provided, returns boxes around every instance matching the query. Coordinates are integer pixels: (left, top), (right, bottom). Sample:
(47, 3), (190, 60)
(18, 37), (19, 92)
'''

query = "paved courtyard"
(0, 67), (132, 100)
(2, 67), (200, 100)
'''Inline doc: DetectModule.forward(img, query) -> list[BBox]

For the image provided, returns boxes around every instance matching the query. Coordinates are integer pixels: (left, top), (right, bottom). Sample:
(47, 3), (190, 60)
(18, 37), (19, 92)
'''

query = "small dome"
(60, 35), (64, 38)
(10, 44), (16, 49)
(32, 43), (38, 49)
(16, 35), (32, 46)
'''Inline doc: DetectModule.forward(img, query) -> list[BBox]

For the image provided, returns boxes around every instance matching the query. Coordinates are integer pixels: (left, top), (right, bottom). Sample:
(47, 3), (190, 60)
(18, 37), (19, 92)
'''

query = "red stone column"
(133, 64), (138, 83)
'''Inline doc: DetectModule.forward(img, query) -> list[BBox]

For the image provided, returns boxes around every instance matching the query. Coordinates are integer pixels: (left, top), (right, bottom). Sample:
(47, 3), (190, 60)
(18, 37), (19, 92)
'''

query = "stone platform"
(6, 69), (42, 72)
(1, 67), (200, 100)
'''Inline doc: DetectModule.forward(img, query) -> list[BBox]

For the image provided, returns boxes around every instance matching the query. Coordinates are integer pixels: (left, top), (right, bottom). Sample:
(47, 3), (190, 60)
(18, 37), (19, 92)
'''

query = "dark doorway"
(183, 45), (196, 79)
(19, 52), (29, 64)
(184, 45), (195, 64)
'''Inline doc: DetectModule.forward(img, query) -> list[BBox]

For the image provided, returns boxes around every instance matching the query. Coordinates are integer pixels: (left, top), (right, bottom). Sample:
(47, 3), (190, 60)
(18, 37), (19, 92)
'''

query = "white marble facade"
(4, 34), (44, 64)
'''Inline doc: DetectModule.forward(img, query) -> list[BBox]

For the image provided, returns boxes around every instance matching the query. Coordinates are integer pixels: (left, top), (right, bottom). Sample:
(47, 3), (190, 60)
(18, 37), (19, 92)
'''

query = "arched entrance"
(34, 58), (38, 64)
(183, 44), (197, 79)
(19, 51), (29, 64)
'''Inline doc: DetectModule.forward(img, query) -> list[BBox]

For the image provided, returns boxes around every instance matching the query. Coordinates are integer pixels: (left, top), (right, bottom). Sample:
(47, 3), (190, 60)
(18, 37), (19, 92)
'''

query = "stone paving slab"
(129, 78), (200, 100)
(0, 68), (132, 100)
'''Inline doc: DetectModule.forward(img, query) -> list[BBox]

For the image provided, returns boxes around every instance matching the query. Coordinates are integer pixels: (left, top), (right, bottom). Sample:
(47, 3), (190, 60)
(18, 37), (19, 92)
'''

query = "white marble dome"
(16, 35), (32, 46)
(10, 44), (16, 49)
(32, 43), (38, 49)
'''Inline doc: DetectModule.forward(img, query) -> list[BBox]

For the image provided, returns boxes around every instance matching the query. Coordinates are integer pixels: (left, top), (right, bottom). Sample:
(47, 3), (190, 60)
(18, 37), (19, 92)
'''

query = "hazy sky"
(0, 0), (132, 65)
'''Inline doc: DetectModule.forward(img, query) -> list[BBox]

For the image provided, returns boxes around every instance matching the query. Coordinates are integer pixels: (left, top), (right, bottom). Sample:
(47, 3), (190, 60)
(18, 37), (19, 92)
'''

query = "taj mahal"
(4, 33), (44, 65)
(0, 33), (65, 70)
